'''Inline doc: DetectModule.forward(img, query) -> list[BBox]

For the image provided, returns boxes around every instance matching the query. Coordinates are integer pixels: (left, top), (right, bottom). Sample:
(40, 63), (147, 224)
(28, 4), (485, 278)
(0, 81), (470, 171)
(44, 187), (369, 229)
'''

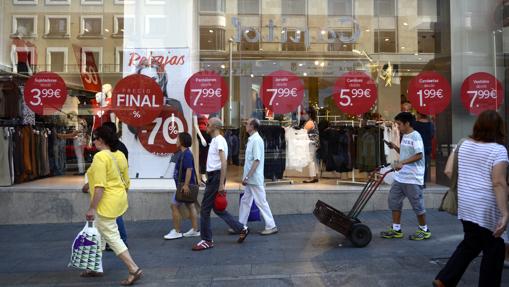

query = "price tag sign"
(408, 71), (451, 115)
(261, 70), (304, 114)
(24, 72), (68, 115)
(112, 74), (164, 127)
(461, 72), (503, 115)
(137, 106), (188, 156)
(184, 71), (228, 114)
(333, 71), (377, 115)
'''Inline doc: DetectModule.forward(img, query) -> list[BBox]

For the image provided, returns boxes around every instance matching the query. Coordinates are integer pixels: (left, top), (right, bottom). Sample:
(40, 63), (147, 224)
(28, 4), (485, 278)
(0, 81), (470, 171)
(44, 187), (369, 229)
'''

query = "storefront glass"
(0, 0), (506, 189)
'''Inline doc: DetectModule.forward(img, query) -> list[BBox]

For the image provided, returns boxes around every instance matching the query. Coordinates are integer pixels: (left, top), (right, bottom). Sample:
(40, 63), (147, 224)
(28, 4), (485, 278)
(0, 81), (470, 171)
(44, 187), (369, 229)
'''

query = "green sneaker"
(380, 228), (404, 239)
(409, 228), (431, 240)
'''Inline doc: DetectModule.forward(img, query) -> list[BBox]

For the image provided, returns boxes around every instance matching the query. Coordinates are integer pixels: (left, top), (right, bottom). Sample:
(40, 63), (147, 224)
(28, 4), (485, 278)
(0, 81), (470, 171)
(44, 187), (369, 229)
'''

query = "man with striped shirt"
(382, 112), (431, 241)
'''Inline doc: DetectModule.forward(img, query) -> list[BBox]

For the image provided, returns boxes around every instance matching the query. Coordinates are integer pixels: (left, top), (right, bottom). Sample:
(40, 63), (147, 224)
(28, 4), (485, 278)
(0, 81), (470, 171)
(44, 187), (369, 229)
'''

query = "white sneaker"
(163, 229), (183, 240)
(183, 228), (201, 237)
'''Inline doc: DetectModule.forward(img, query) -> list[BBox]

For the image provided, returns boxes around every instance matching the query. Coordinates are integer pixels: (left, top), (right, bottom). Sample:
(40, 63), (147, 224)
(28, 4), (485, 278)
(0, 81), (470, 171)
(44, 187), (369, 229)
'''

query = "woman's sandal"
(120, 268), (143, 286)
(80, 270), (104, 277)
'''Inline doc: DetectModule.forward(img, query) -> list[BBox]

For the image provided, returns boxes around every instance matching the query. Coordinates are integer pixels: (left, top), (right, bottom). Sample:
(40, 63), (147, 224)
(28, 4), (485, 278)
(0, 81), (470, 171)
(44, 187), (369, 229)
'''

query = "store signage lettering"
(232, 16), (361, 48)
(137, 106), (188, 156)
(127, 52), (185, 67)
(333, 71), (377, 116)
(24, 72), (68, 115)
(460, 72), (503, 115)
(112, 74), (164, 127)
(184, 71), (228, 114)
(408, 71), (451, 115)
(261, 70), (304, 114)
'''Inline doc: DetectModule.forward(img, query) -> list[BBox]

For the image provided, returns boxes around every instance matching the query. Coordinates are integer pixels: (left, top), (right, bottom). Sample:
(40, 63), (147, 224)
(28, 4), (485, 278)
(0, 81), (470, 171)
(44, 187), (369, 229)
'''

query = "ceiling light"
(401, 46), (405, 49)
(403, 22), (408, 26)
(104, 28), (109, 32)
(298, 63), (303, 67)
(209, 29), (214, 33)
(320, 62), (325, 67)
(385, 38), (390, 42)
(314, 60), (319, 66)
(220, 64), (225, 69)
(250, 74), (254, 78)
(303, 72), (307, 76)
(320, 30), (326, 35)
(365, 29), (370, 32)
(296, 30), (301, 34)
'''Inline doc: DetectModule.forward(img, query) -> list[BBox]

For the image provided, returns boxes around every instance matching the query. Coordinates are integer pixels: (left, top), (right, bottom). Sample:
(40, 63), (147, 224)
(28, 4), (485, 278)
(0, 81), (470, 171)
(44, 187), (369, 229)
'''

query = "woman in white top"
(434, 110), (509, 287)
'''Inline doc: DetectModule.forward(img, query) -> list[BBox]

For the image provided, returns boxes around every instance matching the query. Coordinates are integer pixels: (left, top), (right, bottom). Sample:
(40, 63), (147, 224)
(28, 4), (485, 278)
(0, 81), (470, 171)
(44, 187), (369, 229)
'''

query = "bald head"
(208, 117), (223, 129)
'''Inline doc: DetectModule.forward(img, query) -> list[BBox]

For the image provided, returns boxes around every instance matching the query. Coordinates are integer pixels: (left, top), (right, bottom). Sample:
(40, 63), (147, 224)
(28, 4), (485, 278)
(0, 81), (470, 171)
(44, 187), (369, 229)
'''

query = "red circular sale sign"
(408, 71), (451, 115)
(184, 71), (228, 114)
(461, 72), (503, 115)
(333, 71), (377, 116)
(261, 70), (304, 114)
(137, 106), (188, 156)
(112, 74), (164, 127)
(24, 72), (68, 115)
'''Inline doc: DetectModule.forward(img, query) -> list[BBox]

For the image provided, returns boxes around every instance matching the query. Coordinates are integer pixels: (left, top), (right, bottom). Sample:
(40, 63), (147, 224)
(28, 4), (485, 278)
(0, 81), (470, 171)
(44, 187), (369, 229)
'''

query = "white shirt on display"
(206, 135), (229, 172)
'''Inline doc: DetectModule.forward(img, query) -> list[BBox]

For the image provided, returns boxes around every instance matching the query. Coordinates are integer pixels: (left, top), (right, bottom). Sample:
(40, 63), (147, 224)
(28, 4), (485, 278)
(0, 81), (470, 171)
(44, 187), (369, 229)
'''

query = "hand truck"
(313, 165), (394, 247)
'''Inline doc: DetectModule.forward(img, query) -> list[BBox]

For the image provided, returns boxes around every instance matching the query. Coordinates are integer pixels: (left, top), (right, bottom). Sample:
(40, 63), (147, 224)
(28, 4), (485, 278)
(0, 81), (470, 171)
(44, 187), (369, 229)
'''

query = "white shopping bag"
(380, 166), (395, 185)
(68, 221), (103, 272)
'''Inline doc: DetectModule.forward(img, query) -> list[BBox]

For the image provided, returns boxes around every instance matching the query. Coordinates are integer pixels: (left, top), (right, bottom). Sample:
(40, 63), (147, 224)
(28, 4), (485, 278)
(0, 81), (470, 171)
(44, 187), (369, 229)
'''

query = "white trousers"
(239, 185), (276, 229)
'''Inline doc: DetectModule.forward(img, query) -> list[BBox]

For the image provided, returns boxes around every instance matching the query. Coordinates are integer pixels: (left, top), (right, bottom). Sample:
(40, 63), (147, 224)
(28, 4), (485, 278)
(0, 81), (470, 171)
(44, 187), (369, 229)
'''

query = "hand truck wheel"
(349, 223), (372, 248)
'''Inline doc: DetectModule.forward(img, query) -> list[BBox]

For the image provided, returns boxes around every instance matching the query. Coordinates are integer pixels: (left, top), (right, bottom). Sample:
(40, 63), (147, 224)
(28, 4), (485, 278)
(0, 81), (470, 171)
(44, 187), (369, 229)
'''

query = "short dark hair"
(394, 112), (415, 126)
(471, 110), (505, 145)
(249, 118), (260, 131)
(93, 126), (120, 152)
(178, 132), (192, 148)
(102, 122), (117, 133)
(306, 107), (317, 121)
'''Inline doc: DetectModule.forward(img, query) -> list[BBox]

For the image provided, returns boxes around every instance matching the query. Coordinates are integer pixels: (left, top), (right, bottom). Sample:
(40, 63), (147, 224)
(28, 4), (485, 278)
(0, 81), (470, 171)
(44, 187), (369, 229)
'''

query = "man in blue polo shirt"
(239, 118), (278, 235)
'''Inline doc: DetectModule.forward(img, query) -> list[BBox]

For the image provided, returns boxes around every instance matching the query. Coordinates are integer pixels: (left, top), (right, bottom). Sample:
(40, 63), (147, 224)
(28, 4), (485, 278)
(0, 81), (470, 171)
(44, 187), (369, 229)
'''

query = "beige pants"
(96, 215), (128, 255)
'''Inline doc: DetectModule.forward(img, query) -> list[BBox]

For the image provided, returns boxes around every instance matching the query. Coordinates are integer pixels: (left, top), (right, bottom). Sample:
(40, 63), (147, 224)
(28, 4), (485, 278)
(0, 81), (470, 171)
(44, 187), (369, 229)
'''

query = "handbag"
(239, 193), (261, 221)
(68, 221), (103, 272)
(175, 151), (199, 203)
(439, 138), (467, 215)
(214, 191), (228, 211)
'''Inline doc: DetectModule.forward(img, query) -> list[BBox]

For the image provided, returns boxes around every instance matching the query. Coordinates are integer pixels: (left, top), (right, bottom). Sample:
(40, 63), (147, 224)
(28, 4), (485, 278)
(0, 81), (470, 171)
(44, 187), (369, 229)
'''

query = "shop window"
(145, 15), (167, 37)
(374, 30), (396, 53)
(12, 15), (37, 36)
(13, 0), (38, 4)
(238, 0), (260, 15)
(199, 0), (225, 14)
(374, 0), (396, 17)
(45, 0), (71, 5)
(282, 30), (306, 51)
(146, 0), (166, 4)
(115, 47), (124, 72)
(418, 30), (440, 53)
(114, 0), (135, 4)
(81, 47), (102, 72)
(328, 30), (353, 51)
(45, 16), (70, 37)
(282, 0), (306, 15)
(328, 0), (353, 16)
(239, 29), (260, 51)
(81, 0), (103, 4)
(200, 27), (226, 51)
(80, 16), (103, 37)
(418, 0), (438, 16)
(47, 47), (68, 73)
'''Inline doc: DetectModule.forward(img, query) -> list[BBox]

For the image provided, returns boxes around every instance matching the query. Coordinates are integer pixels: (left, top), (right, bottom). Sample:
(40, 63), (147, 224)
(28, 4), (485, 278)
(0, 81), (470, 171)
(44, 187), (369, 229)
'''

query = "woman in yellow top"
(83, 125), (143, 286)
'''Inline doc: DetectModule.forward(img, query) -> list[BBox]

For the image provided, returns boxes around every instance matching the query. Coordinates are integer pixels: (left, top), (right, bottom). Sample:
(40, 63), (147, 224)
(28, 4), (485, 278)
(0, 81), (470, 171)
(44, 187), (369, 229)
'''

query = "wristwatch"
(244, 176), (249, 181)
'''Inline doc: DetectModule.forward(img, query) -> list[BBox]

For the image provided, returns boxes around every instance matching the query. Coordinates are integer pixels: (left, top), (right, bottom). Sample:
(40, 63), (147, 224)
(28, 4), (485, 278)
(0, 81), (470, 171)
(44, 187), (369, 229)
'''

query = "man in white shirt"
(239, 118), (278, 235)
(382, 112), (431, 241)
(192, 118), (248, 251)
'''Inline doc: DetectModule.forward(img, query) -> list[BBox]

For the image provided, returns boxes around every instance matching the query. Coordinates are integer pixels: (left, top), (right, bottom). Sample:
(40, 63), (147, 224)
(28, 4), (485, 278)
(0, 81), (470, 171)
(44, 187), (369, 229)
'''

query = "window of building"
(328, 0), (353, 16)
(199, 0), (225, 14)
(200, 27), (225, 51)
(115, 47), (124, 72)
(113, 15), (130, 36)
(282, 0), (306, 15)
(145, 15), (167, 37)
(282, 30), (306, 51)
(12, 15), (37, 36)
(374, 0), (396, 17)
(81, 0), (103, 4)
(80, 16), (103, 37)
(418, 30), (441, 53)
(45, 0), (71, 5)
(239, 29), (260, 51)
(238, 0), (260, 15)
(46, 47), (68, 73)
(45, 16), (70, 37)
(13, 0), (38, 5)
(418, 0), (438, 16)
(374, 30), (396, 53)
(114, 0), (135, 4)
(81, 47), (102, 72)
(328, 30), (353, 51)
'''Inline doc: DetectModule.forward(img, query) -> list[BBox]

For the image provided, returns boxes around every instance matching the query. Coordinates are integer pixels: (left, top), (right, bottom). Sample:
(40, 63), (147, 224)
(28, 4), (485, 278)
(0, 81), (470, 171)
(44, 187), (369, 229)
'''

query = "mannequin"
(92, 84), (117, 132)
(10, 26), (37, 76)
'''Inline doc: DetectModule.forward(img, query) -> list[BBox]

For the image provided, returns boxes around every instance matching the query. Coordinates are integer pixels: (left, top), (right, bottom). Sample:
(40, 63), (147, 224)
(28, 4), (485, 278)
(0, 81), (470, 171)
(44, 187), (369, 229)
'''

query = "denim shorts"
(388, 181), (425, 215)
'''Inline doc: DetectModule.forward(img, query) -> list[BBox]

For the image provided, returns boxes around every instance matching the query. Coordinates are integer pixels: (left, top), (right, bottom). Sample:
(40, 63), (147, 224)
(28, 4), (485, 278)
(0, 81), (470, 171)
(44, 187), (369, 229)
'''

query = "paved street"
(1, 209), (508, 287)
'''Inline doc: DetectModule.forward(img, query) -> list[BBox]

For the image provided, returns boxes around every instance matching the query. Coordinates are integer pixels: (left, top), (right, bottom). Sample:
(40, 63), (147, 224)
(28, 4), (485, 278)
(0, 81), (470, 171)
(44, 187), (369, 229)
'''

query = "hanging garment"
(258, 125), (286, 181)
(0, 128), (13, 186)
(284, 127), (312, 172)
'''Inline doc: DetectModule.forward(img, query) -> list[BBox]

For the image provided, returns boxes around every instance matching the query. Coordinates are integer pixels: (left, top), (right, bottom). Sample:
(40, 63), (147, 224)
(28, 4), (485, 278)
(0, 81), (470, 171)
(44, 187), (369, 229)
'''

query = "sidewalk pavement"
(1, 209), (508, 287)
